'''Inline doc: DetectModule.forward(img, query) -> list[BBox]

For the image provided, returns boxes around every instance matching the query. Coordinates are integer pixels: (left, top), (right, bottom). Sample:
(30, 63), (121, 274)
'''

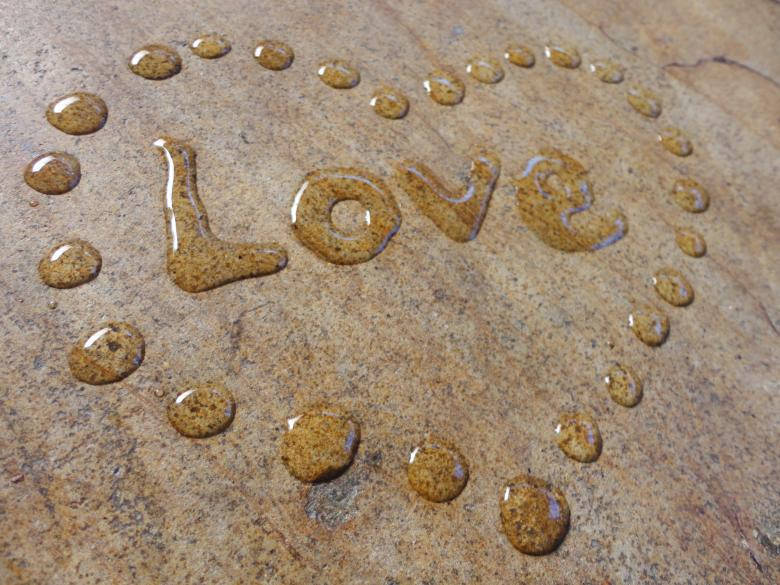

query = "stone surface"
(0, 1), (778, 584)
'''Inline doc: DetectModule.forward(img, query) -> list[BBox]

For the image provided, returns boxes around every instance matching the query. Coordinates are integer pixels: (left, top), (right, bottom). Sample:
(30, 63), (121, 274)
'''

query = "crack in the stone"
(663, 55), (780, 89)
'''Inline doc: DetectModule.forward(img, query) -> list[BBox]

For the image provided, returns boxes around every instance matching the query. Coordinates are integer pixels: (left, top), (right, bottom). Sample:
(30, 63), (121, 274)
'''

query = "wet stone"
(167, 383), (236, 438)
(629, 303), (670, 346)
(407, 436), (469, 502)
(24, 152), (80, 195)
(254, 40), (294, 70)
(128, 44), (182, 80)
(555, 412), (602, 462)
(68, 322), (145, 385)
(38, 239), (101, 288)
(605, 364), (643, 407)
(45, 92), (107, 135)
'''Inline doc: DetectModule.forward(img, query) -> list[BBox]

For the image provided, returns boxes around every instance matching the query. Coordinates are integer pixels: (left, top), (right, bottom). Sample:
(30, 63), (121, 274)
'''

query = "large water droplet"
(653, 267), (694, 306)
(629, 303), (670, 346)
(626, 84), (662, 117)
(500, 474), (570, 555)
(68, 322), (145, 384)
(588, 59), (624, 83)
(407, 436), (469, 502)
(466, 56), (504, 83)
(317, 59), (360, 88)
(605, 364), (642, 407)
(658, 127), (693, 157)
(190, 33), (231, 59)
(370, 86), (409, 119)
(46, 92), (107, 135)
(254, 40), (295, 70)
(555, 412), (602, 462)
(423, 69), (465, 106)
(280, 406), (360, 482)
(167, 384), (236, 438)
(504, 44), (535, 68)
(24, 152), (81, 195)
(38, 239), (101, 288)
(675, 227), (707, 257)
(672, 178), (709, 213)
(544, 44), (581, 68)
(153, 136), (287, 292)
(128, 44), (182, 80)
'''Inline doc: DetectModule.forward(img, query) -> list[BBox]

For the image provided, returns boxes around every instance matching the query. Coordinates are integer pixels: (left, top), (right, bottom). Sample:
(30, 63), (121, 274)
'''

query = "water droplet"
(24, 152), (80, 195)
(280, 406), (360, 482)
(672, 178), (709, 213)
(423, 69), (465, 106)
(253, 40), (294, 70)
(167, 383), (236, 438)
(499, 474), (570, 555)
(626, 84), (662, 117)
(154, 388), (165, 398)
(653, 267), (694, 306)
(47, 300), (58, 310)
(466, 56), (504, 83)
(291, 167), (401, 264)
(68, 322), (145, 384)
(153, 136), (287, 292)
(628, 303), (670, 346)
(658, 127), (693, 157)
(395, 151), (500, 242)
(504, 44), (535, 67)
(588, 59), (624, 83)
(555, 412), (602, 462)
(317, 59), (360, 89)
(369, 86), (409, 119)
(29, 200), (39, 207)
(511, 149), (627, 251)
(605, 364), (642, 407)
(45, 92), (107, 135)
(407, 436), (469, 502)
(38, 239), (101, 288)
(190, 33), (231, 59)
(675, 226), (706, 257)
(128, 44), (182, 80)
(544, 44), (581, 68)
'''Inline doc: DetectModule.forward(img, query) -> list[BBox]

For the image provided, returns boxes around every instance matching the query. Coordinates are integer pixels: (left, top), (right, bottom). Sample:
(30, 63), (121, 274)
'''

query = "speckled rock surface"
(0, 1), (778, 584)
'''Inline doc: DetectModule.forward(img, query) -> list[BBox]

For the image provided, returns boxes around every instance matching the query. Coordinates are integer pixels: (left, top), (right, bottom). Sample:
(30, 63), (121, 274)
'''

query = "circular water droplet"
(675, 227), (707, 257)
(24, 152), (81, 195)
(658, 127), (693, 157)
(466, 56), (504, 83)
(407, 436), (469, 502)
(605, 364), (642, 407)
(29, 200), (39, 207)
(504, 44), (535, 67)
(423, 69), (465, 106)
(68, 322), (145, 384)
(317, 59), (360, 89)
(254, 40), (294, 70)
(544, 44), (581, 68)
(154, 388), (165, 398)
(45, 92), (107, 135)
(588, 59), (624, 83)
(128, 44), (182, 80)
(370, 85), (409, 119)
(555, 412), (602, 462)
(629, 303), (670, 346)
(190, 33), (231, 59)
(280, 406), (360, 482)
(499, 474), (570, 555)
(653, 267), (694, 306)
(672, 178), (710, 213)
(47, 300), (58, 310)
(626, 84), (662, 117)
(38, 239), (101, 288)
(167, 384), (236, 438)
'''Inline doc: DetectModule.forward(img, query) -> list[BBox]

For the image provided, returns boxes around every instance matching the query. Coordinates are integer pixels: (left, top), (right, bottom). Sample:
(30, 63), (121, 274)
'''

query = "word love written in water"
(153, 137), (628, 292)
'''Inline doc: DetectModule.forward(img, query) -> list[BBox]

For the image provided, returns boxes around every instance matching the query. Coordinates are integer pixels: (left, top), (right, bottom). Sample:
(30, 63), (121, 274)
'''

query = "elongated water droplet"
(672, 178), (709, 213)
(466, 56), (504, 83)
(658, 127), (693, 157)
(605, 364), (642, 407)
(38, 239), (101, 288)
(190, 33), (231, 59)
(254, 40), (294, 70)
(24, 152), (80, 195)
(629, 303), (669, 346)
(407, 436), (469, 502)
(68, 322), (145, 384)
(167, 383), (236, 437)
(544, 44), (580, 68)
(370, 86), (409, 119)
(46, 92), (107, 135)
(626, 84), (662, 117)
(423, 69), (465, 106)
(653, 267), (694, 306)
(588, 59), (624, 83)
(675, 226), (706, 257)
(318, 59), (360, 88)
(555, 412), (602, 462)
(504, 44), (535, 67)
(129, 44), (181, 80)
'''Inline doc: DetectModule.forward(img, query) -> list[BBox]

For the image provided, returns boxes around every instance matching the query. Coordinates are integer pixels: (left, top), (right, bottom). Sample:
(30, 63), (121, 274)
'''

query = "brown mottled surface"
(38, 239), (102, 289)
(555, 412), (603, 463)
(407, 436), (469, 502)
(23, 152), (81, 195)
(45, 92), (108, 135)
(128, 44), (182, 80)
(1, 0), (778, 583)
(167, 383), (236, 438)
(653, 267), (695, 307)
(605, 363), (643, 407)
(190, 34), (232, 60)
(67, 321), (145, 385)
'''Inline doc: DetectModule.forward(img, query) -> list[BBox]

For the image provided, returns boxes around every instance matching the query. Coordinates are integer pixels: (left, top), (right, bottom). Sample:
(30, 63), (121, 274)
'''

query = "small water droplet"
(29, 200), (39, 207)
(190, 33), (231, 59)
(167, 383), (236, 438)
(626, 84), (662, 117)
(658, 127), (693, 157)
(395, 151), (500, 242)
(24, 152), (80, 195)
(407, 436), (469, 502)
(128, 44), (182, 80)
(588, 59), (624, 83)
(466, 56), (504, 83)
(291, 167), (401, 264)
(605, 364), (642, 407)
(68, 322), (145, 384)
(653, 267), (694, 306)
(544, 44), (581, 68)
(45, 92), (107, 135)
(629, 303), (670, 346)
(675, 227), (706, 257)
(504, 44), (535, 67)
(280, 406), (360, 482)
(672, 178), (709, 213)
(423, 69), (465, 106)
(38, 239), (101, 288)
(47, 300), (58, 310)
(370, 86), (409, 119)
(317, 59), (360, 88)
(154, 136), (287, 292)
(511, 149), (627, 251)
(253, 40), (294, 70)
(499, 474), (570, 555)
(555, 412), (602, 462)
(154, 388), (165, 398)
